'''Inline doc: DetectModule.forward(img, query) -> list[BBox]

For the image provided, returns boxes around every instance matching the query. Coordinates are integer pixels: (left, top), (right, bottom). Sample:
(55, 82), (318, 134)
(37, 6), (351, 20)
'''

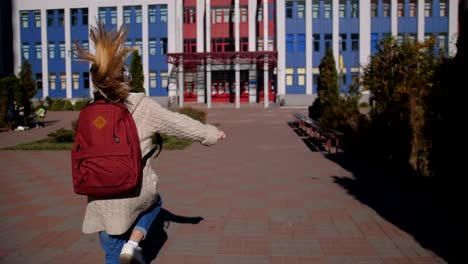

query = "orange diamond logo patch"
(93, 115), (107, 129)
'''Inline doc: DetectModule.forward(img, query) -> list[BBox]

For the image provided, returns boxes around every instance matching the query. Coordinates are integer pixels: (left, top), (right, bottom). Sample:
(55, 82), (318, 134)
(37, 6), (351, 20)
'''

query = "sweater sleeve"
(136, 97), (220, 146)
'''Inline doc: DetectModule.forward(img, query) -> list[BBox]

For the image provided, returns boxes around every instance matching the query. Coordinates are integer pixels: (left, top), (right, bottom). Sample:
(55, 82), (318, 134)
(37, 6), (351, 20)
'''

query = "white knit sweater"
(81, 93), (220, 235)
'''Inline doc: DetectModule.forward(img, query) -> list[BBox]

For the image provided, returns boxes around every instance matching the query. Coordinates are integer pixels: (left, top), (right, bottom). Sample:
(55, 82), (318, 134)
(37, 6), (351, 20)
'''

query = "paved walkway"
(0, 104), (447, 263)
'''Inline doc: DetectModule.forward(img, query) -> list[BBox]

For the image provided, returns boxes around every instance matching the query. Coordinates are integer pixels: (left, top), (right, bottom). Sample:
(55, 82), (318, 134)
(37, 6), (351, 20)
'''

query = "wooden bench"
(293, 113), (344, 154)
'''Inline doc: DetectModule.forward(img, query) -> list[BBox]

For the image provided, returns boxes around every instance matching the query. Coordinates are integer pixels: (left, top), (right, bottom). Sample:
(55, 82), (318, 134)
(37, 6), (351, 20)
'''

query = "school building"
(12, 0), (459, 107)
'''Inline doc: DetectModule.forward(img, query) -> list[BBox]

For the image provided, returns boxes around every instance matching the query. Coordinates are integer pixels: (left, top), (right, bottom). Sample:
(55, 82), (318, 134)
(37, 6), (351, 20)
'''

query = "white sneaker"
(120, 242), (144, 264)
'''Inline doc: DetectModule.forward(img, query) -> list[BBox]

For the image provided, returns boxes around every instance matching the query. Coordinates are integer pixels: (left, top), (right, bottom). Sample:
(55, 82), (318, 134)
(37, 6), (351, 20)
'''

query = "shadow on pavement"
(326, 153), (467, 264)
(287, 121), (324, 152)
(140, 208), (204, 263)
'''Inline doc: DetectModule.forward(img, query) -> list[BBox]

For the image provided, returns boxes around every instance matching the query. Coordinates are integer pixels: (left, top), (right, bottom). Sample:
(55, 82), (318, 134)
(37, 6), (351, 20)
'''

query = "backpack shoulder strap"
(141, 134), (163, 165)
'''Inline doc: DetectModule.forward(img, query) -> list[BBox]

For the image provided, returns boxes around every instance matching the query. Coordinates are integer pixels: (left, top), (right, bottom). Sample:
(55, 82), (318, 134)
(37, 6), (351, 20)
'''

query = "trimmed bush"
(47, 128), (75, 143)
(177, 106), (207, 124)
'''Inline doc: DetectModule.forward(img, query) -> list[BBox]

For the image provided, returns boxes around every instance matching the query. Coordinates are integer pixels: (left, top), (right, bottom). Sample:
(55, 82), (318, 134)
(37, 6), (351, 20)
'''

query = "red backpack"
(71, 100), (161, 197)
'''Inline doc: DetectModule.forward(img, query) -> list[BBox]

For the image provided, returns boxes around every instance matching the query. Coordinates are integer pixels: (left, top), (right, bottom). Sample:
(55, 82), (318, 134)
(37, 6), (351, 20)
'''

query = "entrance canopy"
(167, 51), (277, 70)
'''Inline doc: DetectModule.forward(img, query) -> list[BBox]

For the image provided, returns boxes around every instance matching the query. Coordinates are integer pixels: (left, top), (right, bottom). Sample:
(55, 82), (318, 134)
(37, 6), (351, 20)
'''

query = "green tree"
(0, 74), (20, 126)
(309, 48), (341, 128)
(18, 60), (37, 117)
(362, 36), (442, 172)
(129, 50), (145, 93)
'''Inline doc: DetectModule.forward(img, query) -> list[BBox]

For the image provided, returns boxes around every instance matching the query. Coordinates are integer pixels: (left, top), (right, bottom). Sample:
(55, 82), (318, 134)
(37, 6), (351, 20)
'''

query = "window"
(351, 0), (359, 18)
(48, 42), (55, 59)
(313, 34), (320, 52)
(135, 6), (142, 23)
(149, 6), (156, 23)
(21, 11), (29, 29)
(341, 73), (346, 85)
(110, 7), (117, 24)
(340, 34), (347, 51)
(160, 71), (168, 88)
(22, 43), (29, 60)
(83, 72), (89, 89)
(351, 34), (359, 51)
(60, 73), (66, 90)
(297, 1), (305, 19)
(241, 7), (248, 22)
(398, 0), (404, 17)
(438, 33), (447, 51)
(312, 0), (319, 19)
(371, 0), (377, 17)
(297, 68), (305, 86)
(439, 0), (447, 17)
(98, 8), (106, 24)
(371, 33), (378, 54)
(36, 73), (43, 89)
(184, 39), (197, 52)
(34, 10), (41, 28)
(59, 42), (65, 58)
(285, 68), (294, 86)
(149, 39), (156, 55)
(135, 39), (142, 55)
(160, 5), (167, 23)
(125, 40), (132, 48)
(409, 0), (417, 17)
(58, 9), (64, 26)
(71, 9), (78, 26)
(124, 7), (131, 24)
(82, 41), (89, 52)
(257, 39), (263, 51)
(257, 7), (263, 21)
(339, 0), (346, 18)
(286, 34), (294, 52)
(383, 0), (390, 17)
(286, 2), (293, 18)
(241, 38), (248, 51)
(160, 38), (167, 54)
(82, 8), (88, 25)
(47, 10), (54, 27)
(73, 73), (79, 90)
(184, 8), (196, 24)
(425, 0), (432, 17)
(149, 71), (156, 88)
(325, 34), (332, 51)
(297, 34), (305, 52)
(324, 0), (332, 19)
(35, 43), (42, 59)
(49, 73), (56, 90)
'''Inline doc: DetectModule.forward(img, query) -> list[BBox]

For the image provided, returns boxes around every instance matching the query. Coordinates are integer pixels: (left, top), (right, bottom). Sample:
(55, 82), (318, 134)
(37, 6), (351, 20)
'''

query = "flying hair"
(73, 21), (137, 102)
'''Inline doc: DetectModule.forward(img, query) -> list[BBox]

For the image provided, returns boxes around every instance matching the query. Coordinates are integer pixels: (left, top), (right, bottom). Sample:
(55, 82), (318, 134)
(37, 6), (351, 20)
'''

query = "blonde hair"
(73, 22), (137, 102)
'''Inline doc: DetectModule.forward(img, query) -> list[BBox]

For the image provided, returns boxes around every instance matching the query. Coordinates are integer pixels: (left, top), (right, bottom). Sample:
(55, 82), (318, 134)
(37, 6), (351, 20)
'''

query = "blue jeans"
(99, 197), (163, 264)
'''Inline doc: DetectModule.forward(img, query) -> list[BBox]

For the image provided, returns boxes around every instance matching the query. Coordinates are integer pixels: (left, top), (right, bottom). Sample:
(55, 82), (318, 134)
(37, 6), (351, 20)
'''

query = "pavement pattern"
(0, 104), (447, 263)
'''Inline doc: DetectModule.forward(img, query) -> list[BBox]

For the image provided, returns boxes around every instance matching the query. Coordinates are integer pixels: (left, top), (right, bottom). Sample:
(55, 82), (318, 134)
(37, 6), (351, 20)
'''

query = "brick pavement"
(0, 104), (447, 263)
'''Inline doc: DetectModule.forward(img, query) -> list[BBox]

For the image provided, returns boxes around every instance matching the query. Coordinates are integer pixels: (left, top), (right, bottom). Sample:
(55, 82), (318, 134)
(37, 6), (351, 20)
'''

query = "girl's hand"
(218, 130), (226, 141)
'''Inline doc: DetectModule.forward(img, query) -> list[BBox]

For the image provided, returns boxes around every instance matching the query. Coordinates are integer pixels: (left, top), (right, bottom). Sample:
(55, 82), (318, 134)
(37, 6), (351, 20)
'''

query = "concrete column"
(207, 57), (212, 108)
(306, 0), (312, 95)
(417, 0), (425, 42)
(448, 0), (459, 57)
(178, 56), (184, 107)
(196, 0), (205, 52)
(64, 8), (72, 99)
(391, 0), (398, 36)
(117, 5), (123, 29)
(235, 0), (240, 108)
(263, 0), (268, 108)
(332, 0), (339, 72)
(88, 4), (97, 97)
(142, 4), (149, 95)
(41, 9), (49, 98)
(276, 0), (285, 96)
(205, 0), (212, 108)
(12, 5), (20, 75)
(359, 0), (371, 70)
(248, 0), (257, 51)
(177, 0), (184, 52)
(206, 0), (211, 52)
